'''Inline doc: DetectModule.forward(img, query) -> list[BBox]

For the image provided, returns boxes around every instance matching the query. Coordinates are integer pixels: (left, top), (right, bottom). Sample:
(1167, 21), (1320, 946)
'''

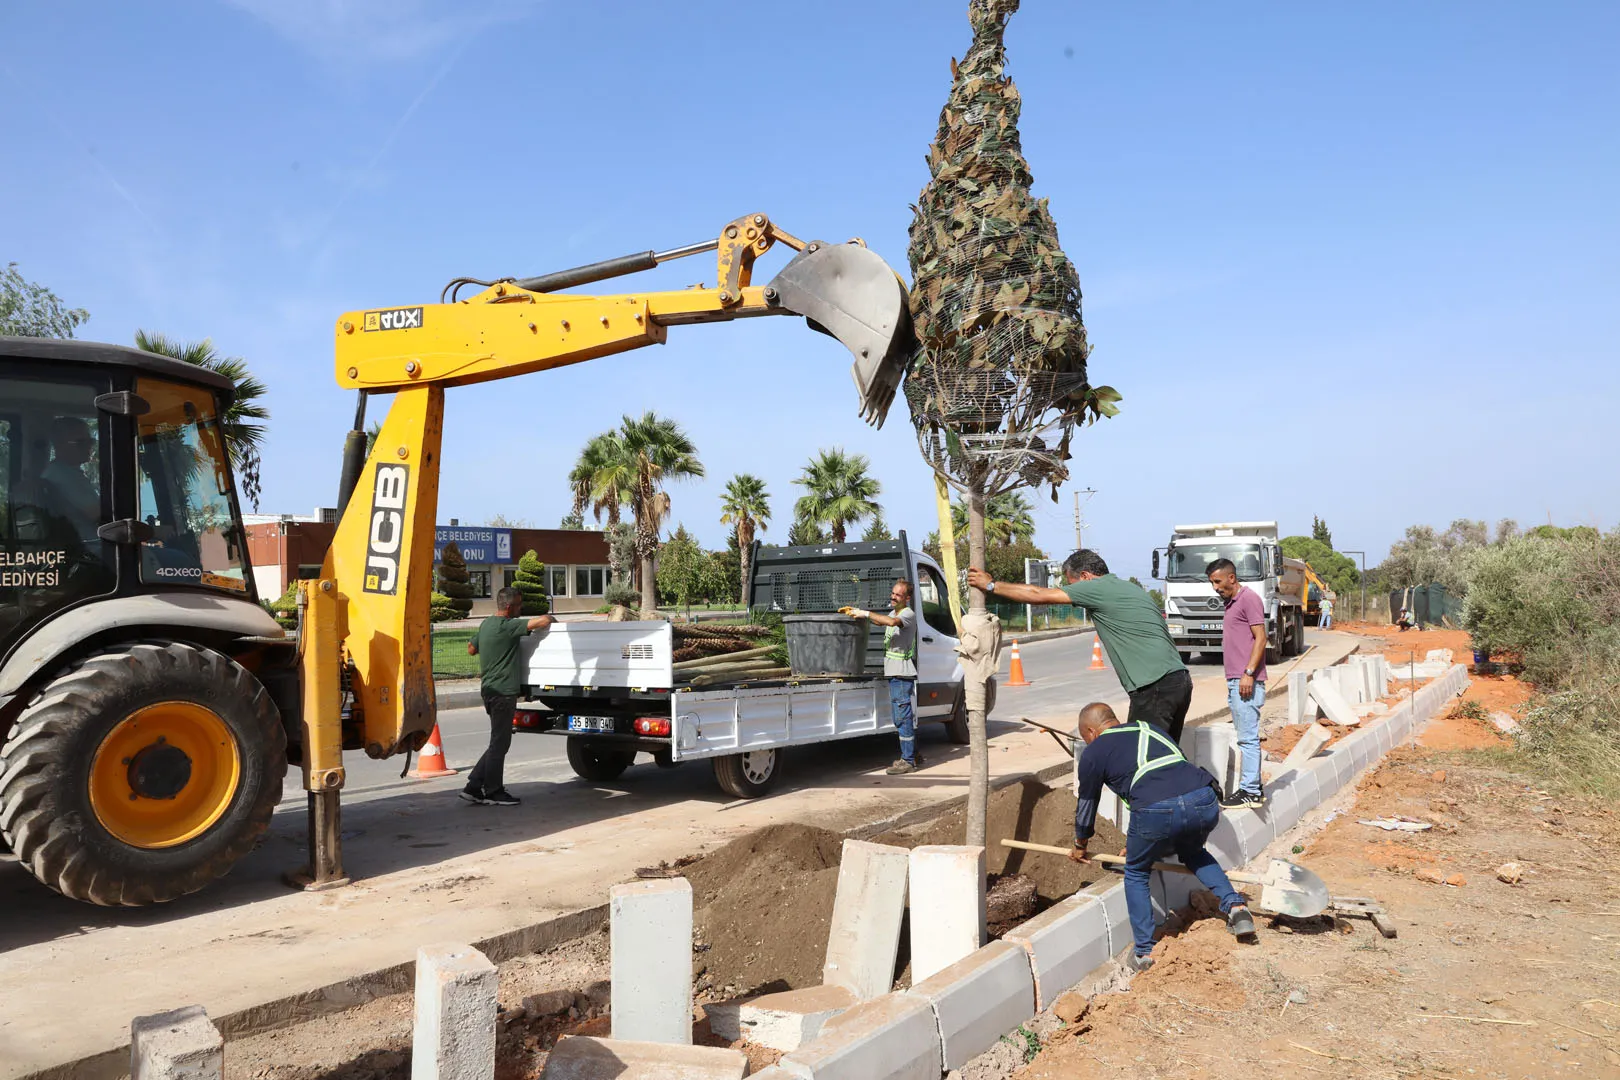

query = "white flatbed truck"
(513, 534), (992, 798)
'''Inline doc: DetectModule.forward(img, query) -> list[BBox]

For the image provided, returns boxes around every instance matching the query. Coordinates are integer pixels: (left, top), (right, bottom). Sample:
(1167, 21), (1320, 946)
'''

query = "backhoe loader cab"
(0, 337), (292, 906)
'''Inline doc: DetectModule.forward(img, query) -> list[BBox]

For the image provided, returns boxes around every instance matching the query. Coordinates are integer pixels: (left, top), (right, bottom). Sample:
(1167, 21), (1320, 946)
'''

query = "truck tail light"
(634, 717), (672, 736)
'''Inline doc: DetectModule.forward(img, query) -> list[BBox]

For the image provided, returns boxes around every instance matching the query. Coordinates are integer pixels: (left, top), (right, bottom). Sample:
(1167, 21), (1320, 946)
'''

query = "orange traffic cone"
(409, 723), (457, 779)
(1089, 637), (1107, 671)
(1006, 639), (1032, 686)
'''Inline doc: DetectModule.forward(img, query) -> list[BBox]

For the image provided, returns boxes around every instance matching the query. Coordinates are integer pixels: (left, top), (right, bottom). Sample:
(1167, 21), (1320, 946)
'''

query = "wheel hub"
(740, 750), (775, 784)
(126, 739), (193, 800)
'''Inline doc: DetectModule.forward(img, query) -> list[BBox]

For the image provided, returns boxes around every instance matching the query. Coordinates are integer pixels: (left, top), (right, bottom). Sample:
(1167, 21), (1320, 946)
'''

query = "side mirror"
(1151, 550), (1161, 579)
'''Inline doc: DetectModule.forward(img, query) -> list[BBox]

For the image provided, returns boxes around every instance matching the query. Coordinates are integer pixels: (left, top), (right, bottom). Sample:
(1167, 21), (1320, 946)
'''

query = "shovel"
(1001, 839), (1332, 918)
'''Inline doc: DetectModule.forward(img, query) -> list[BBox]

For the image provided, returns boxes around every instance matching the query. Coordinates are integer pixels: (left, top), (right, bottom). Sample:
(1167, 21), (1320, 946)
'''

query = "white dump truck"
(1151, 521), (1308, 664)
(513, 533), (989, 798)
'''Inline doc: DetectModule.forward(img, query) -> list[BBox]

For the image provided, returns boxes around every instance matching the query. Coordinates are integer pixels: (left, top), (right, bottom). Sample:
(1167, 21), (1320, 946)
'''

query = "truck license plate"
(1202, 623), (1219, 631)
(567, 716), (615, 733)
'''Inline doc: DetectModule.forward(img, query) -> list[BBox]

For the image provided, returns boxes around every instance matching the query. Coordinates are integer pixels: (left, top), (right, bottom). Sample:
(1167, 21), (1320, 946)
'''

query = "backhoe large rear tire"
(0, 643), (286, 906)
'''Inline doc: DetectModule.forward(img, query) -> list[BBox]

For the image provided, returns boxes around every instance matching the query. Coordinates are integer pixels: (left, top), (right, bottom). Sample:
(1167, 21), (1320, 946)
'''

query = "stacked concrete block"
(414, 944), (498, 1080)
(540, 1037), (747, 1080)
(823, 841), (909, 1001)
(907, 846), (985, 983)
(904, 940), (1035, 1072)
(705, 986), (857, 1052)
(1001, 894), (1112, 1009)
(611, 878), (693, 1044)
(1287, 670), (1311, 725)
(131, 1005), (222, 1080)
(781, 993), (941, 1080)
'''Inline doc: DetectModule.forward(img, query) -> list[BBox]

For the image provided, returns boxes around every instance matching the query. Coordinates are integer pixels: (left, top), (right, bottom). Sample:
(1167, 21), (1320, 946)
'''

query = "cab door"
(912, 559), (962, 718)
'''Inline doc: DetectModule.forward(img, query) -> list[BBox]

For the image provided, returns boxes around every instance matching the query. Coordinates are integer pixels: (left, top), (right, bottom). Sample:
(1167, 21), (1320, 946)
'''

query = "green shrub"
(429, 592), (461, 622)
(264, 582), (299, 630)
(513, 549), (550, 615)
(604, 582), (640, 608)
(434, 542), (476, 617)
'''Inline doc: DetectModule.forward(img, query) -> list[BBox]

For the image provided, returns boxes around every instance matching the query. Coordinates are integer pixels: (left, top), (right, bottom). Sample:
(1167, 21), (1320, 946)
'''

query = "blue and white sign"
(434, 526), (512, 565)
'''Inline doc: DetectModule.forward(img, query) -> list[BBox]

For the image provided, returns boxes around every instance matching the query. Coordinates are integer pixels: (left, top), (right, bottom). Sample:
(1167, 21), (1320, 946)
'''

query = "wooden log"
(672, 645), (779, 671)
(686, 667), (792, 688)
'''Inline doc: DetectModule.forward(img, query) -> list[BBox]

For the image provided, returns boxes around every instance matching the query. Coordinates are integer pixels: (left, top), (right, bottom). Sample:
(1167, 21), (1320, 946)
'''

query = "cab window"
(134, 379), (249, 594)
(918, 564), (957, 638)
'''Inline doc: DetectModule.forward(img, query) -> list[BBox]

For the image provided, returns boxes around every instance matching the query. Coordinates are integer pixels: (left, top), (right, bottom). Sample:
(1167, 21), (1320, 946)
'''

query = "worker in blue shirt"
(1069, 702), (1256, 970)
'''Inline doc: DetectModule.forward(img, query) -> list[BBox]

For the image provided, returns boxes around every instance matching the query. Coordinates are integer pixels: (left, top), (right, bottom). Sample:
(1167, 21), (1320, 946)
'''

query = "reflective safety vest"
(884, 611), (916, 663)
(1097, 722), (1188, 807)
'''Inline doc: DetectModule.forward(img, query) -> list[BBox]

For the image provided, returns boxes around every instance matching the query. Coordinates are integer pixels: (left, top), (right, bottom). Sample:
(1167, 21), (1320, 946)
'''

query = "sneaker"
(1240, 788), (1266, 809)
(1127, 952), (1156, 973)
(1227, 905), (1257, 938)
(482, 788), (521, 806)
(885, 759), (917, 775)
(1220, 789), (1266, 810)
(458, 787), (486, 805)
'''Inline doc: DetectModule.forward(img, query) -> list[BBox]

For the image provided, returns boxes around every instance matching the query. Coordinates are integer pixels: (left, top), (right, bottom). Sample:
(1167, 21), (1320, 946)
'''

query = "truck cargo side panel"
(671, 682), (884, 762)
(521, 620), (673, 689)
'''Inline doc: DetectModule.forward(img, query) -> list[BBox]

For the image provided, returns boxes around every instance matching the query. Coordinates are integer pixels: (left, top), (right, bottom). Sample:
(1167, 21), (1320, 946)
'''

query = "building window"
(574, 565), (606, 597)
(502, 567), (518, 590)
(468, 570), (491, 599)
(547, 565), (569, 596)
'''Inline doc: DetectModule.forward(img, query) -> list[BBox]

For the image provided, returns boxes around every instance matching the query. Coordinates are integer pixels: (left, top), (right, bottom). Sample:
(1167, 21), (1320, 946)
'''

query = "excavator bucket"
(765, 241), (917, 428)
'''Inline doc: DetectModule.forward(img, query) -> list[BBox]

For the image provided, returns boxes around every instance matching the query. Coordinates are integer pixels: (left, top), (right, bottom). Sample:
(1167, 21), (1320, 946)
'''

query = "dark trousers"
(467, 688), (517, 795)
(1124, 786), (1245, 956)
(1127, 668), (1194, 745)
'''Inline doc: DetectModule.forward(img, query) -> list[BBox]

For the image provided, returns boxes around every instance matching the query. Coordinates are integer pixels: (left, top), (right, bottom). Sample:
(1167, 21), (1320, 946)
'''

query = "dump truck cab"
(0, 336), (293, 905)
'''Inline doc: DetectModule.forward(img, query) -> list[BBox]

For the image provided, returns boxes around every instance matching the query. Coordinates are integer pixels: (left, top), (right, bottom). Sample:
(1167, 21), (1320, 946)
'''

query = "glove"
(838, 606), (872, 619)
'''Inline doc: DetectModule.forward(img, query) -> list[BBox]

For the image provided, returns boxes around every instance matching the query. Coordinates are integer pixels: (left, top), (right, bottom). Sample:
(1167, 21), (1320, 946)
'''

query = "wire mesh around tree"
(905, 0), (1103, 499)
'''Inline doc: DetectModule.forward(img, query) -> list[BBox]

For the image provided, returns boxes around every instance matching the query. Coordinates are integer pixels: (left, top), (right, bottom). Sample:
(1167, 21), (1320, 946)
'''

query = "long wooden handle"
(1001, 839), (1258, 885)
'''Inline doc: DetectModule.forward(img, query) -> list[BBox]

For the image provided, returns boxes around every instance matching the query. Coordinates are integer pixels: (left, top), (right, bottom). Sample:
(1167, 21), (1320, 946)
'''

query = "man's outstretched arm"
(966, 567), (1072, 606)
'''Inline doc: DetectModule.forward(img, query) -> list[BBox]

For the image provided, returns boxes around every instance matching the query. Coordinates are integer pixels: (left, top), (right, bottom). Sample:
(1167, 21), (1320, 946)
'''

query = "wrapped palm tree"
(906, 0), (1118, 845)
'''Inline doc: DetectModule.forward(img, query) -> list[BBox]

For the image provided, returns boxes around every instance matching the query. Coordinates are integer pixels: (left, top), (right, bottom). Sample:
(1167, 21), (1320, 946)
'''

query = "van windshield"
(1166, 543), (1263, 583)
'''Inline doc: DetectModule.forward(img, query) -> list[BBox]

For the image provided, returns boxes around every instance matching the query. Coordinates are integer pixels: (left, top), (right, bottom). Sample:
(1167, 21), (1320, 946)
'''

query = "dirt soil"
(1014, 741), (1620, 1080)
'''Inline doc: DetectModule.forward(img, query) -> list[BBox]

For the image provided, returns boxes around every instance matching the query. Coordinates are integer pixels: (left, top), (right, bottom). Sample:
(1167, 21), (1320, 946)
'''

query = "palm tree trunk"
(738, 521), (753, 613)
(965, 483), (991, 849)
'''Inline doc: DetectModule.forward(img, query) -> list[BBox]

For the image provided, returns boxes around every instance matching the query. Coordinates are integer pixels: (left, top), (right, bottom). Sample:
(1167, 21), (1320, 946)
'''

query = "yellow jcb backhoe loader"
(0, 213), (915, 904)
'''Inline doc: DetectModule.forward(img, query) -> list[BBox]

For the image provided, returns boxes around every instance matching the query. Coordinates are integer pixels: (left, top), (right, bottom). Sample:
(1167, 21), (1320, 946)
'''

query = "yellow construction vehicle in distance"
(0, 212), (917, 904)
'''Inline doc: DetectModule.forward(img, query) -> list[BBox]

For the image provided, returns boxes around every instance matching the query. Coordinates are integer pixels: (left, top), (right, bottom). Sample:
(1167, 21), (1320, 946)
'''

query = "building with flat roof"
(245, 516), (611, 614)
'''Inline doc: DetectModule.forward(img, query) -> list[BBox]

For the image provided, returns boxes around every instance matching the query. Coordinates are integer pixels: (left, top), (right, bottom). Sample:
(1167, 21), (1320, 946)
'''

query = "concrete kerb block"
(414, 943), (498, 1080)
(1309, 674), (1361, 728)
(131, 1005), (222, 1080)
(1204, 810), (1244, 867)
(540, 1037), (747, 1080)
(824, 840), (910, 1001)
(905, 940), (1036, 1072)
(1001, 894), (1111, 1010)
(706, 985), (857, 1052)
(611, 877), (693, 1045)
(1287, 670), (1310, 726)
(1281, 765), (1322, 814)
(782, 992), (942, 1080)
(1306, 756), (1341, 805)
(1097, 882), (1130, 956)
(1232, 809), (1272, 862)
(1280, 723), (1333, 772)
(1149, 865), (1198, 925)
(1258, 781), (1302, 835)
(908, 845), (986, 983)
(1373, 720), (1394, 755)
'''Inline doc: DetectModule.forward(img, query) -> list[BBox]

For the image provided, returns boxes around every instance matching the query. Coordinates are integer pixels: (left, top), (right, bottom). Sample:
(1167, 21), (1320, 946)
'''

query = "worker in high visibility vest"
(1069, 702), (1256, 971)
(841, 578), (921, 775)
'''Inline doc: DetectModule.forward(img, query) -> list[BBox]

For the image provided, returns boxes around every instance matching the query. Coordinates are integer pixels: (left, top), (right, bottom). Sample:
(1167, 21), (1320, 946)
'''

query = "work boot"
(885, 759), (917, 775)
(1227, 905), (1257, 938)
(1128, 952), (1155, 973)
(482, 788), (521, 806)
(458, 785), (486, 805)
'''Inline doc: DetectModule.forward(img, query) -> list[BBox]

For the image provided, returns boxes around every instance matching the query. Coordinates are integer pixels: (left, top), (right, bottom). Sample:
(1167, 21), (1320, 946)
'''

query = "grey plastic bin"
(783, 614), (868, 677)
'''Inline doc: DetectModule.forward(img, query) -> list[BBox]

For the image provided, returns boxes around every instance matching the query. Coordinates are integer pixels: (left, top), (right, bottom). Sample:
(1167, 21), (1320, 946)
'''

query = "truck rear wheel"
(0, 643), (286, 906)
(565, 739), (636, 782)
(712, 750), (779, 799)
(944, 676), (997, 744)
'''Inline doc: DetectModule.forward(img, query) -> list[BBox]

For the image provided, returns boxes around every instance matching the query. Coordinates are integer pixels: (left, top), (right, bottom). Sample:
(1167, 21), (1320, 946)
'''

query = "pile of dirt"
(878, 779), (1125, 902)
(686, 823), (845, 997)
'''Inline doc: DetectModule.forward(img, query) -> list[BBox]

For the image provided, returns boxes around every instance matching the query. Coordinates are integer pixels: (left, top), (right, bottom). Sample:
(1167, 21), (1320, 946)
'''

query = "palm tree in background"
(951, 491), (1036, 547)
(569, 432), (634, 527)
(619, 412), (704, 612)
(719, 474), (771, 607)
(792, 448), (881, 544)
(134, 330), (270, 510)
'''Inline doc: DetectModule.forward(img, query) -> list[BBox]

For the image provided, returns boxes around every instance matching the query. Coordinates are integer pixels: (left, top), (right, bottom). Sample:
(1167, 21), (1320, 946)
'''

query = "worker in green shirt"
(968, 549), (1194, 744)
(462, 586), (554, 806)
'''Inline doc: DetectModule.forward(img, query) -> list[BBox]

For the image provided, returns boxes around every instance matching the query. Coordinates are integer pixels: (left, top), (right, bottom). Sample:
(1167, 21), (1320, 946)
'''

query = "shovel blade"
(1256, 858), (1332, 918)
(766, 242), (916, 428)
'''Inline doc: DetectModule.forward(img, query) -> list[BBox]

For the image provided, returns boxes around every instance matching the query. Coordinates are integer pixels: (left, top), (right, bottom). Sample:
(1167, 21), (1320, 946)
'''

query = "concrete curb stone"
(903, 940), (1035, 1072)
(780, 992), (941, 1080)
(1001, 895), (1111, 1010)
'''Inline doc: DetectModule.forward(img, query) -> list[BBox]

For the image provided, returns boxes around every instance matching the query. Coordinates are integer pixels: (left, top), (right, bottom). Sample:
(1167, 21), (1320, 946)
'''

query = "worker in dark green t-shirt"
(967, 549), (1194, 743)
(461, 586), (554, 806)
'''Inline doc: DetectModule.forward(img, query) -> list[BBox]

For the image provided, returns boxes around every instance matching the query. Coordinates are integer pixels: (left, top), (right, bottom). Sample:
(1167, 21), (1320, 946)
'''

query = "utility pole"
(1072, 487), (1097, 553)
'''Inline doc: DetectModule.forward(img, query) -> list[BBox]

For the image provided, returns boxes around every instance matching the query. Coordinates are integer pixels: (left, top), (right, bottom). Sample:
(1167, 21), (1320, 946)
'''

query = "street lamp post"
(1342, 550), (1368, 622)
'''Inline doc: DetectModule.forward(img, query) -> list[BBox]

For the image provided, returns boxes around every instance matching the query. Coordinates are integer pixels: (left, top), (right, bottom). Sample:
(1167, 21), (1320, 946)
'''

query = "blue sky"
(4, 1), (1616, 581)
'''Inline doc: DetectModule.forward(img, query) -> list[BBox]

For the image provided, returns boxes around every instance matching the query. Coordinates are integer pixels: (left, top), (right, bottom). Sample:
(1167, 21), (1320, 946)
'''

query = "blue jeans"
(889, 678), (917, 763)
(1319, 612), (1332, 629)
(1227, 678), (1265, 794)
(1124, 786), (1245, 956)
